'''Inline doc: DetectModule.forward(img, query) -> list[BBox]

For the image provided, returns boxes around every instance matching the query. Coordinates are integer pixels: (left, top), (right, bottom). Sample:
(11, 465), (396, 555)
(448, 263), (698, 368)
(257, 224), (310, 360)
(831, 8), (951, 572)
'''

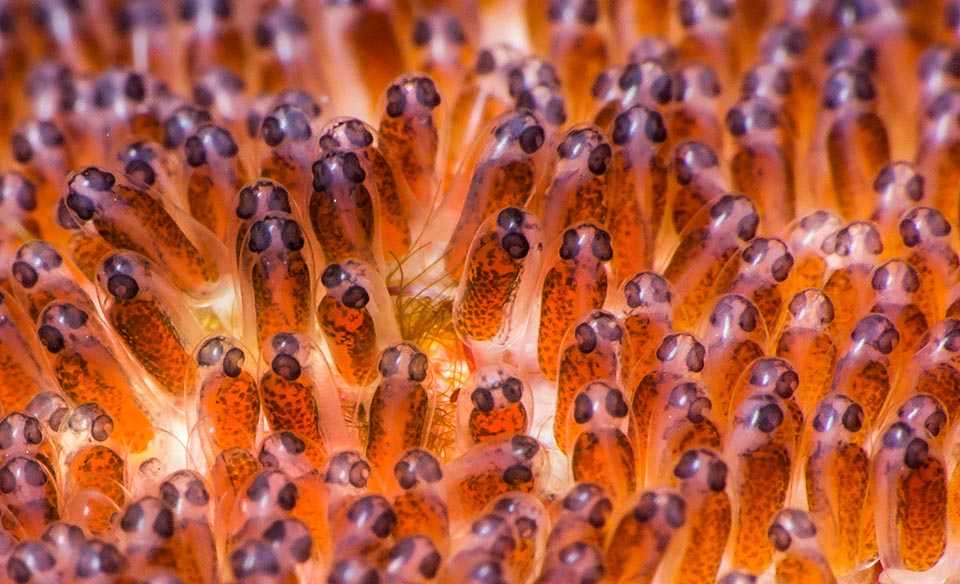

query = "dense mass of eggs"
(4, 0), (960, 583)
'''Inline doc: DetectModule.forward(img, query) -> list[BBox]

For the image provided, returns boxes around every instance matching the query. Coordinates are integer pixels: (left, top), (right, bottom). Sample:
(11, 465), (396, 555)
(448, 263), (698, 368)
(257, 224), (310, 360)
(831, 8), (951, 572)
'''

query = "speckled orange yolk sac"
(4, 0), (960, 582)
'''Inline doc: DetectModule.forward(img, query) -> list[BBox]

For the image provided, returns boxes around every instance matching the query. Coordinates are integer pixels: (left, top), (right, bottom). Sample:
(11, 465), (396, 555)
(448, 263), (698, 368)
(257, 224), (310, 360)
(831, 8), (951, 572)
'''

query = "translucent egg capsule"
(0, 455), (58, 539)
(96, 250), (207, 399)
(258, 431), (327, 481)
(774, 290), (839, 414)
(665, 63), (724, 155)
(486, 492), (549, 578)
(531, 126), (612, 245)
(59, 404), (126, 533)
(833, 4), (924, 153)
(364, 343), (434, 479)
(534, 540), (604, 584)
(0, 169), (44, 243)
(899, 206), (959, 321)
(319, 117), (416, 262)
(869, 259), (929, 353)
(318, 259), (399, 387)
(712, 237), (795, 334)
(0, 412), (52, 464)
(268, 473), (327, 564)
(618, 271), (674, 387)
(378, 74), (443, 208)
(874, 418), (948, 575)
(664, 194), (759, 330)
(88, 69), (167, 151)
(0, 291), (60, 413)
(229, 470), (299, 541)
(677, 0), (738, 83)
(389, 448), (449, 546)
(644, 379), (722, 485)
(439, 513), (518, 584)
(803, 394), (873, 577)
(545, 483), (612, 555)
(182, 123), (248, 241)
(161, 103), (212, 151)
(192, 67), (247, 137)
(116, 495), (207, 580)
(699, 294), (767, 422)
(606, 105), (669, 277)
(452, 207), (542, 356)
(443, 434), (546, 520)
(603, 489), (686, 583)
(504, 58), (567, 138)
(10, 240), (96, 322)
(309, 148), (381, 267)
(73, 537), (128, 583)
(870, 162), (926, 241)
(24, 393), (69, 436)
(409, 10), (473, 105)
(158, 469), (214, 526)
(661, 448), (731, 584)
(785, 210), (842, 292)
(739, 63), (799, 138)
(257, 99), (323, 201)
(820, 32), (877, 84)
(565, 381), (636, 500)
(63, 167), (228, 300)
(187, 335), (261, 462)
(534, 223), (613, 379)
(726, 394), (797, 573)
(254, 517), (314, 581)
(5, 539), (63, 584)
(768, 508), (838, 583)
(258, 333), (351, 455)
(917, 45), (960, 113)
(535, 0), (608, 120)
(896, 319), (960, 423)
(11, 117), (73, 209)
(36, 301), (156, 452)
(813, 67), (891, 220)
(117, 138), (186, 209)
(590, 60), (672, 129)
(456, 364), (533, 452)
(177, 0), (247, 81)
(41, 521), (86, 572)
(384, 534), (442, 584)
(115, 0), (178, 87)
(330, 494), (397, 565)
(239, 213), (315, 350)
(32, 0), (110, 72)
(830, 313), (900, 426)
(630, 332), (706, 482)
(440, 110), (548, 274)
(229, 179), (295, 265)
(821, 221), (884, 336)
(666, 140), (728, 238)
(727, 98), (797, 235)
(315, 0), (405, 119)
(445, 45), (524, 174)
(252, 6), (328, 99)
(555, 310), (625, 450)
(210, 447), (260, 520)
(229, 538), (287, 584)
(23, 59), (75, 124)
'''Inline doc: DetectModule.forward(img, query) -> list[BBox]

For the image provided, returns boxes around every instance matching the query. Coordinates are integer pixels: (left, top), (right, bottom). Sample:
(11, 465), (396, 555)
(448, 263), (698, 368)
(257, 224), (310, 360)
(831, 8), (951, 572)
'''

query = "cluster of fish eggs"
(6, 0), (960, 582)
